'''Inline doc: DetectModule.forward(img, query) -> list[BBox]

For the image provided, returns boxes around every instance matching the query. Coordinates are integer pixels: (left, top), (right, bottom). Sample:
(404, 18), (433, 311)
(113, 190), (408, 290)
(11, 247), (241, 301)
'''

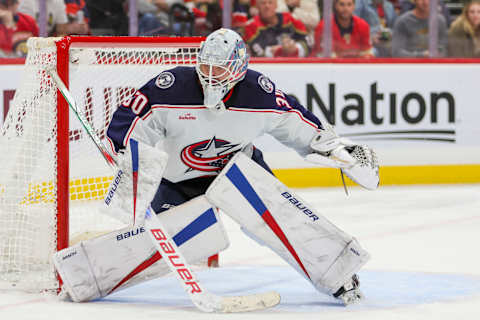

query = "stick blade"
(218, 291), (281, 313)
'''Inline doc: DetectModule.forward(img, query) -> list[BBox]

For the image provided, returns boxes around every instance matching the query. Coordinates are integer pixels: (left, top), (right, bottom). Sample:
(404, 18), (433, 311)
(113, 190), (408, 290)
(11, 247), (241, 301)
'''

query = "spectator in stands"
(398, 0), (451, 26)
(448, 0), (480, 57)
(137, 0), (166, 36)
(232, 0), (259, 37)
(64, 0), (89, 35)
(189, 0), (222, 36)
(234, 0), (258, 18)
(392, 0), (447, 57)
(311, 0), (373, 57)
(277, 0), (320, 32)
(169, 3), (195, 36)
(244, 0), (310, 57)
(0, 0), (38, 57)
(354, 0), (396, 56)
(137, 0), (180, 36)
(85, 0), (128, 35)
(18, 0), (69, 36)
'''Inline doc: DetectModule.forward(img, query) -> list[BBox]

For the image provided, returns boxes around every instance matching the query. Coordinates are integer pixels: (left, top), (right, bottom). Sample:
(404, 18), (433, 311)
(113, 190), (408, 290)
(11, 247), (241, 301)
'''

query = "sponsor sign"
(253, 64), (470, 145)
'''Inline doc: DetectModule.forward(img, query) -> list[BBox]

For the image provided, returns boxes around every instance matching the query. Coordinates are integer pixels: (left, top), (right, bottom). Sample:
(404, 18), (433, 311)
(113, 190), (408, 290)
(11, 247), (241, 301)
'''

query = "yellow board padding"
(273, 164), (480, 188)
(22, 176), (113, 204)
(22, 180), (56, 204)
(69, 176), (112, 202)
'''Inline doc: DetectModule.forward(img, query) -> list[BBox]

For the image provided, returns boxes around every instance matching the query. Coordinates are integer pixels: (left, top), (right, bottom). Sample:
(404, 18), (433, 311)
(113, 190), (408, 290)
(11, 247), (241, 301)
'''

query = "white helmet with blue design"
(196, 28), (249, 113)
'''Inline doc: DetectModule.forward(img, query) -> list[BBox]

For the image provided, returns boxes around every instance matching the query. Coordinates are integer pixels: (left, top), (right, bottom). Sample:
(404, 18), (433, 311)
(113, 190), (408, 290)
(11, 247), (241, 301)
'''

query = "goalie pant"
(53, 196), (229, 302)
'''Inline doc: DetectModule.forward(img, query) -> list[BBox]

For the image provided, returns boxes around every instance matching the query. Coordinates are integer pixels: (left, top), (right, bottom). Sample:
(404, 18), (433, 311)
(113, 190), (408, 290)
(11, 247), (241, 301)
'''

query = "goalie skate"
(333, 274), (363, 305)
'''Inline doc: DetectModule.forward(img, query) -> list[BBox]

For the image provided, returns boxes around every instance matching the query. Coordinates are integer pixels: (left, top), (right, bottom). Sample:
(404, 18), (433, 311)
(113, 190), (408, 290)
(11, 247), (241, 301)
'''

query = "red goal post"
(0, 36), (203, 292)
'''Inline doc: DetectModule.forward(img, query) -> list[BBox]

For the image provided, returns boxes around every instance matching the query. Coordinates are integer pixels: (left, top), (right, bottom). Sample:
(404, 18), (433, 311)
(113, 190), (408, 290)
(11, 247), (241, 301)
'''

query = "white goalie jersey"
(106, 66), (324, 183)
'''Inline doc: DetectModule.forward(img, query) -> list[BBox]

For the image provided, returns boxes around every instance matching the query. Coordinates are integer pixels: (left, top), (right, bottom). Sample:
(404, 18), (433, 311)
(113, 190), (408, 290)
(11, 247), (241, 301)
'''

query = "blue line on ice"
(100, 266), (480, 311)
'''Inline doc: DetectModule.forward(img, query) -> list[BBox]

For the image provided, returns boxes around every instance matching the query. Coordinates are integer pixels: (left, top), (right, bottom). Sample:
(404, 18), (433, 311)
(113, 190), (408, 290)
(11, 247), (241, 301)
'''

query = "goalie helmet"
(196, 28), (249, 113)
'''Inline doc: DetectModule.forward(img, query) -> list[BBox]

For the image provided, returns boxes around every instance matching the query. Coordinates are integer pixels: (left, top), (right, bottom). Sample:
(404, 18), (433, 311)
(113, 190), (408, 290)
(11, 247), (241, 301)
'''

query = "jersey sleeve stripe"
(229, 107), (321, 130)
(123, 116), (141, 147)
(229, 107), (285, 114)
(106, 137), (118, 156)
(141, 109), (153, 120)
(151, 105), (207, 110)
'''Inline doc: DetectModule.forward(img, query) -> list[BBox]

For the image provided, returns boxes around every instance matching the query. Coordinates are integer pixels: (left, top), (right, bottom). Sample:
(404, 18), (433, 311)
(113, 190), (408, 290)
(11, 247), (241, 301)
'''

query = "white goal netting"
(0, 37), (201, 292)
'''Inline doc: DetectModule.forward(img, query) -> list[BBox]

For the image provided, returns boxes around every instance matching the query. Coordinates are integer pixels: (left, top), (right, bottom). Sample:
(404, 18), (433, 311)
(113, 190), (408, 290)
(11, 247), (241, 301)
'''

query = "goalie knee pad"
(53, 196), (229, 302)
(206, 153), (370, 295)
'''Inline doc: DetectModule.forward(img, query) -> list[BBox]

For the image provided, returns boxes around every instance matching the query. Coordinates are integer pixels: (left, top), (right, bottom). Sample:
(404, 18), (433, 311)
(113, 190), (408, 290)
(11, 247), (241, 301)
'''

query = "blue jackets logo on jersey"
(258, 75), (274, 93)
(155, 72), (175, 89)
(181, 137), (241, 173)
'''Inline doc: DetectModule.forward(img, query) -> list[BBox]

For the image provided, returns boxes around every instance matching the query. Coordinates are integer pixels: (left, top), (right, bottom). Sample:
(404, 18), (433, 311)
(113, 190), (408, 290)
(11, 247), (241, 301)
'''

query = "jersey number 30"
(124, 91), (149, 115)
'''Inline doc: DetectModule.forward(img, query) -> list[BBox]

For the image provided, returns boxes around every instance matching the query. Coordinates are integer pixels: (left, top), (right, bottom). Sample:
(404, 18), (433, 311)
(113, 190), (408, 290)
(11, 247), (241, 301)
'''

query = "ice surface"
(2, 184), (480, 319)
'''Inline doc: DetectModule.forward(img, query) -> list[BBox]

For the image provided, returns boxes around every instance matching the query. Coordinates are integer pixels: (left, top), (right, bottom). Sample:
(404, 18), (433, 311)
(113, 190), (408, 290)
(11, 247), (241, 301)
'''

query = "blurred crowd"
(0, 0), (479, 58)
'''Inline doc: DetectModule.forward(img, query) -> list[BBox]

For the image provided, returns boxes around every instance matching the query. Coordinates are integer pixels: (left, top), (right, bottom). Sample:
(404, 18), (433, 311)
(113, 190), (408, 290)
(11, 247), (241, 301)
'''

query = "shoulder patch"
(155, 71), (175, 89)
(257, 75), (274, 93)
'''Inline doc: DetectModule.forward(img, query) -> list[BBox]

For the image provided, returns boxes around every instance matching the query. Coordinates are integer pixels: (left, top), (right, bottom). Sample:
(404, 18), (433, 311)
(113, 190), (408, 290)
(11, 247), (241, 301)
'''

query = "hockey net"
(0, 36), (202, 292)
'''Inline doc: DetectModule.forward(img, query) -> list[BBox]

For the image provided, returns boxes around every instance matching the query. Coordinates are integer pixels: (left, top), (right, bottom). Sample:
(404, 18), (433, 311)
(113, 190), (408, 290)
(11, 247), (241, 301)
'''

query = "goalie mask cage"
(0, 36), (202, 292)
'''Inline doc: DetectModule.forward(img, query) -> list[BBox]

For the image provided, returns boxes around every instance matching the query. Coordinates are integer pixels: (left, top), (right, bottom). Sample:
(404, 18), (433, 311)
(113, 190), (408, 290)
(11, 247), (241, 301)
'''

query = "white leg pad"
(53, 196), (229, 302)
(206, 153), (370, 295)
(54, 242), (101, 302)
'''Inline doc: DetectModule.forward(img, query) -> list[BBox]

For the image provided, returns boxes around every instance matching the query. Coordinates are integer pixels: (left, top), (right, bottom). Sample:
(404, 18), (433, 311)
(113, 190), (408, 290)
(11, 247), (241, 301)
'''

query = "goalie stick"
(47, 68), (281, 313)
(48, 68), (117, 169)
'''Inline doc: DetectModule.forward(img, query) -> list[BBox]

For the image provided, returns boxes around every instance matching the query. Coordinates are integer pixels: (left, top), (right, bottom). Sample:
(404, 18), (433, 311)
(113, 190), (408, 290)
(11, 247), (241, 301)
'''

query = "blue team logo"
(181, 137), (241, 173)
(258, 75), (274, 93)
(155, 71), (175, 89)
